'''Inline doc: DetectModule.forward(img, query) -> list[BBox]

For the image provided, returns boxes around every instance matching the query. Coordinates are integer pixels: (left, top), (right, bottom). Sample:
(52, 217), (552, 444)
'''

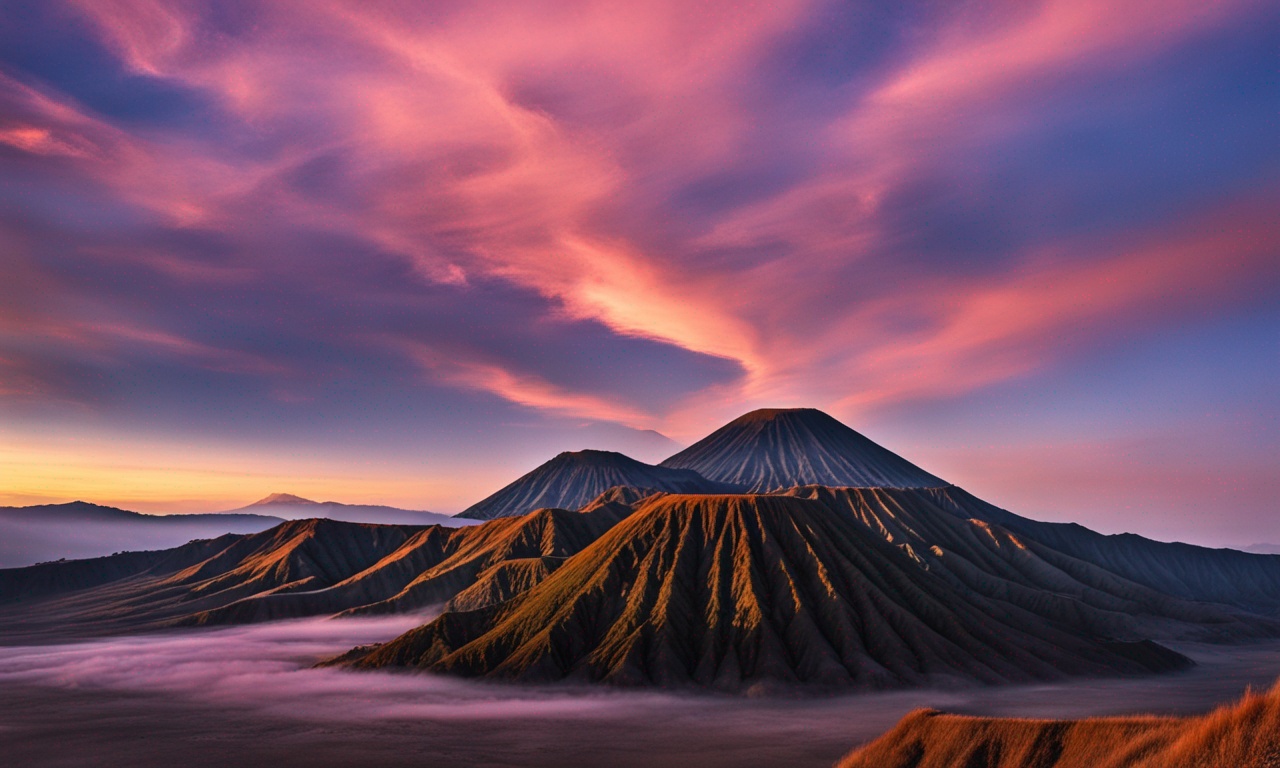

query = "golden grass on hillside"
(838, 679), (1280, 768)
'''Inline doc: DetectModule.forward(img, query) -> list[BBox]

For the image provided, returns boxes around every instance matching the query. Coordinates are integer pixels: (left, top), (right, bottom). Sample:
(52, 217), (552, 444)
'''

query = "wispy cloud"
(0, 0), (1273, 526)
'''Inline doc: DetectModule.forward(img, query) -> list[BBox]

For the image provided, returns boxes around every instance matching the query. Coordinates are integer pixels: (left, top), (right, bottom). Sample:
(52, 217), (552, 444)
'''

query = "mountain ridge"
(0, 495), (635, 638)
(334, 492), (1197, 690)
(458, 449), (733, 520)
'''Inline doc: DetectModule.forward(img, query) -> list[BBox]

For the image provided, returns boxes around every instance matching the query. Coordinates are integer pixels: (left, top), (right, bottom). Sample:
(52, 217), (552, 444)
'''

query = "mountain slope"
(336, 494), (1190, 691)
(0, 519), (421, 640)
(837, 679), (1280, 768)
(459, 449), (730, 520)
(0, 500), (632, 637)
(0, 501), (282, 568)
(193, 502), (628, 625)
(783, 486), (1265, 642)
(660, 408), (944, 491)
(922, 486), (1280, 612)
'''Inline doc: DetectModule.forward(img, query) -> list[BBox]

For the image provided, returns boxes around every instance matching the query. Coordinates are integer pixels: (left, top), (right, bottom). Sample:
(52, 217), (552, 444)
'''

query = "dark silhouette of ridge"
(458, 449), (731, 520)
(919, 486), (1280, 613)
(0, 500), (280, 526)
(660, 408), (944, 491)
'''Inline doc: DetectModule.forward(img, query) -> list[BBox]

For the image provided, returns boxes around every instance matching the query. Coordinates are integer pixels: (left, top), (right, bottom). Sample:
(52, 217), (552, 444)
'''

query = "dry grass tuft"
(837, 678), (1280, 768)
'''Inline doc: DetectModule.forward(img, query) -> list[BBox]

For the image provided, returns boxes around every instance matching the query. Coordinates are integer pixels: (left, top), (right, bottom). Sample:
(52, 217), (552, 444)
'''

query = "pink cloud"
(11, 0), (1272, 436)
(0, 126), (96, 158)
(397, 338), (652, 427)
(827, 195), (1280, 413)
(0, 312), (288, 385)
(62, 1), (791, 381)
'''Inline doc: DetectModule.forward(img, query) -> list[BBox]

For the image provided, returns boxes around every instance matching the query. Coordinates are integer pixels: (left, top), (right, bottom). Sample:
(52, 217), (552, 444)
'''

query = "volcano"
(9, 407), (1280, 695)
(660, 408), (944, 491)
(334, 493), (1192, 690)
(458, 449), (731, 520)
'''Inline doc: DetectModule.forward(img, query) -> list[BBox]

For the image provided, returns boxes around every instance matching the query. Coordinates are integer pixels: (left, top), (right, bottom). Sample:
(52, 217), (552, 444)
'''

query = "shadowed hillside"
(660, 408), (944, 491)
(329, 502), (628, 619)
(659, 408), (1280, 613)
(0, 497), (632, 639)
(459, 449), (731, 520)
(837, 679), (1280, 768)
(333, 494), (1192, 691)
(923, 486), (1280, 613)
(0, 519), (419, 640)
(0, 517), (402, 610)
(783, 486), (1269, 643)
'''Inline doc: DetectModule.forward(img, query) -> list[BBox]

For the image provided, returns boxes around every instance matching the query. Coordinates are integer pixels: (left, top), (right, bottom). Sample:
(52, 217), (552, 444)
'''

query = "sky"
(0, 0), (1275, 546)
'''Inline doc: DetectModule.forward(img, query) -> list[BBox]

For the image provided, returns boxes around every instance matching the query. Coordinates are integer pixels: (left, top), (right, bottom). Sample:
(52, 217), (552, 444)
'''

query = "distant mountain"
(248, 492), (314, 506)
(838, 679), (1280, 768)
(229, 493), (474, 527)
(335, 493), (1197, 691)
(660, 408), (945, 491)
(1244, 543), (1280, 555)
(0, 501), (281, 569)
(457, 450), (732, 520)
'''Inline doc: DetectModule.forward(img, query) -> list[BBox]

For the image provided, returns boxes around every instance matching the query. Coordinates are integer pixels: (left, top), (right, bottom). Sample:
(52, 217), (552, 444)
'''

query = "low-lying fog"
(0, 515), (277, 568)
(1, 618), (1278, 768)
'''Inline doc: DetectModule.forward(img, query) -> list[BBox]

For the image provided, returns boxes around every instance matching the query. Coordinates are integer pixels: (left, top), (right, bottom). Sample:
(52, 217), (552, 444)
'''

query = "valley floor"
(1, 620), (1278, 768)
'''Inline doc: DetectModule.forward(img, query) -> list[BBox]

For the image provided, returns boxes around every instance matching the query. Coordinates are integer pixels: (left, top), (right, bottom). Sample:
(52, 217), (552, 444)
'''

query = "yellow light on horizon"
(0, 429), (485, 514)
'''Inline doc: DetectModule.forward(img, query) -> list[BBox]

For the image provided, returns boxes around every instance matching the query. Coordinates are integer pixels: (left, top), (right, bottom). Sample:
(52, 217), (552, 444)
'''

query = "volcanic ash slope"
(659, 408), (945, 491)
(0, 501), (632, 638)
(458, 449), (731, 520)
(0, 518), (421, 639)
(333, 493), (1189, 691)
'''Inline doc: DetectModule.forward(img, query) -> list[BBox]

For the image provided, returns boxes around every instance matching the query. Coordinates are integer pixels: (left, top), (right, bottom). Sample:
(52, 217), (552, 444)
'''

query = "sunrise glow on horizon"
(0, 0), (1275, 545)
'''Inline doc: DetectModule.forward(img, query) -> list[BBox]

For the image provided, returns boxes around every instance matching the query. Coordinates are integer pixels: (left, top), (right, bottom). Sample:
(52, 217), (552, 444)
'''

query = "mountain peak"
(660, 407), (944, 491)
(250, 493), (318, 507)
(341, 492), (1189, 688)
(549, 449), (641, 466)
(459, 450), (726, 521)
